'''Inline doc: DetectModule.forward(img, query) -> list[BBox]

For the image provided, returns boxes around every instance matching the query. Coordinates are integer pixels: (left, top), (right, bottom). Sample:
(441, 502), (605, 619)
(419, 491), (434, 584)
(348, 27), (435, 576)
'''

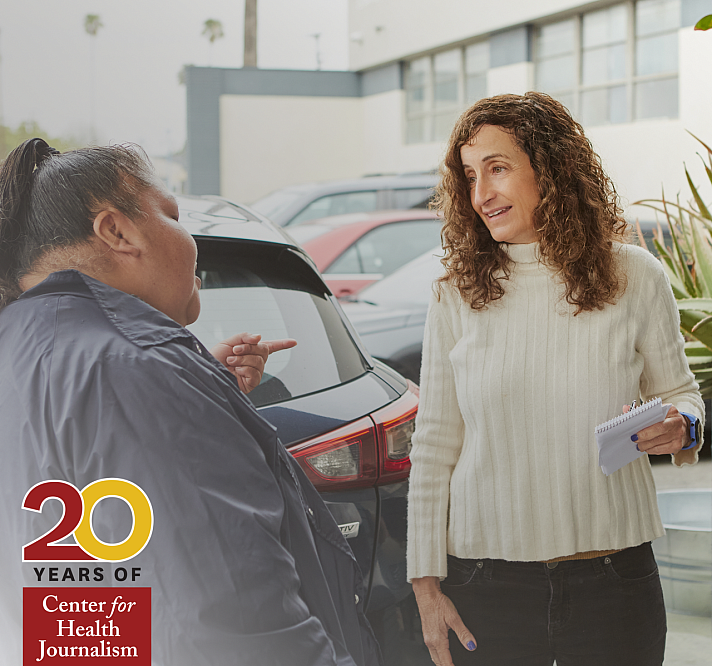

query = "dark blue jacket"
(0, 270), (382, 666)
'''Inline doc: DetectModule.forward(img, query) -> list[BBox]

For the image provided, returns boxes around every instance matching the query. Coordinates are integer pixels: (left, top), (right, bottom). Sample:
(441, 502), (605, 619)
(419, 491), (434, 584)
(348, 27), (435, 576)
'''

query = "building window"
(404, 40), (489, 144)
(535, 0), (680, 126)
(580, 3), (629, 125)
(433, 50), (462, 141)
(635, 0), (680, 119)
(465, 42), (489, 104)
(536, 19), (577, 112)
(405, 57), (430, 144)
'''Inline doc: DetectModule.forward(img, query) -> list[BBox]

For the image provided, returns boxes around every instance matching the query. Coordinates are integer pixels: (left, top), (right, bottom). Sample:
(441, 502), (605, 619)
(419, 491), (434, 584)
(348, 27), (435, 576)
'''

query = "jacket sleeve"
(54, 343), (358, 666)
(637, 257), (705, 467)
(406, 285), (465, 581)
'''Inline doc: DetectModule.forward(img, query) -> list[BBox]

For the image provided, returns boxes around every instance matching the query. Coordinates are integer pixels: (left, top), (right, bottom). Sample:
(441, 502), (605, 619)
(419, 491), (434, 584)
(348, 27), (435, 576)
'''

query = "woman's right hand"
(210, 333), (297, 394)
(412, 576), (477, 666)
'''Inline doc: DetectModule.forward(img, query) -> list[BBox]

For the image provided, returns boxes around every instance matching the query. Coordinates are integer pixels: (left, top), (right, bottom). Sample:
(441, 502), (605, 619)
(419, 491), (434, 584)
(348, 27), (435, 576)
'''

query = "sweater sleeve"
(636, 254), (705, 467)
(407, 284), (465, 581)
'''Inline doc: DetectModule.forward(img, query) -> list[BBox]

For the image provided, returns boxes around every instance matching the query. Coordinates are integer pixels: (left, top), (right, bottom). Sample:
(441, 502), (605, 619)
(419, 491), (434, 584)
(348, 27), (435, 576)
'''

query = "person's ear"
(92, 208), (142, 258)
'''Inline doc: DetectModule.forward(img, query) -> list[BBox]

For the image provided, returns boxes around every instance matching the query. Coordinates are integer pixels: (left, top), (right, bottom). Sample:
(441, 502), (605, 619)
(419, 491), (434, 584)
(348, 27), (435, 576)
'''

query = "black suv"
(180, 194), (430, 665)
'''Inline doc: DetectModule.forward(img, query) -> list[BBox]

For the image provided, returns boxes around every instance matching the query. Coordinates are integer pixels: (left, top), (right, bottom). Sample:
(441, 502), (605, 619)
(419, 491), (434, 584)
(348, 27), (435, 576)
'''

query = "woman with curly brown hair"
(406, 92), (704, 666)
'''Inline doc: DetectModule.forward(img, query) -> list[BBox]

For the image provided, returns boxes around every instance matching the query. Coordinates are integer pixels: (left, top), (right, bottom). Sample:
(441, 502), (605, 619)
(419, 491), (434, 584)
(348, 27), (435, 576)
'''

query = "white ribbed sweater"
(407, 242), (704, 581)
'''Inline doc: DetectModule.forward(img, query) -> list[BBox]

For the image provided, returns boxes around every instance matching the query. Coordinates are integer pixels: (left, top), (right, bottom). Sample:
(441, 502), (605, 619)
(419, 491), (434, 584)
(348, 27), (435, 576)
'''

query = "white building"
(185, 0), (712, 217)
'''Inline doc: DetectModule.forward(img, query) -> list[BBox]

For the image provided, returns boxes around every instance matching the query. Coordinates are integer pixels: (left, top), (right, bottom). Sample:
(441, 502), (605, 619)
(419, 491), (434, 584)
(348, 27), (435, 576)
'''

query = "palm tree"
(244, 0), (257, 68)
(202, 19), (224, 66)
(311, 33), (322, 70)
(84, 14), (103, 37)
(84, 14), (103, 144)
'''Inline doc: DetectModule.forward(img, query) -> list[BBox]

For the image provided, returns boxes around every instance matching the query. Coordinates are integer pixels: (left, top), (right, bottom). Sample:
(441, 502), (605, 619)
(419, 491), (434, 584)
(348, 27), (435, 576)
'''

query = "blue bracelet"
(679, 412), (700, 451)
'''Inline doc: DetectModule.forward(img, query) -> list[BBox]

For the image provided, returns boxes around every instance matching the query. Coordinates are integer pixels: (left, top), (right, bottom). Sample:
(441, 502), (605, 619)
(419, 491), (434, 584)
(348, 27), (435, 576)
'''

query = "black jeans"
(440, 543), (666, 666)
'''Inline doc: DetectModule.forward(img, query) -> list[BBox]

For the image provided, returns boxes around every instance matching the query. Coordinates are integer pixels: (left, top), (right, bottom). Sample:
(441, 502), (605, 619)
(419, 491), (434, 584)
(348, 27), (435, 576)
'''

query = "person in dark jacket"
(0, 139), (382, 666)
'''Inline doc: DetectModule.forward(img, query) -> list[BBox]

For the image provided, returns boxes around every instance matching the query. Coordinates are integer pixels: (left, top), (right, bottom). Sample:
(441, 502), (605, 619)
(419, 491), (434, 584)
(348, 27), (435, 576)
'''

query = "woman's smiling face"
(460, 125), (541, 245)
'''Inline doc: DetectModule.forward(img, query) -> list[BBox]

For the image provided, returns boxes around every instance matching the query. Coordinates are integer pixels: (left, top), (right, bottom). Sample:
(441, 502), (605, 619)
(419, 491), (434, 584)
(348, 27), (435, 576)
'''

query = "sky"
(0, 0), (349, 156)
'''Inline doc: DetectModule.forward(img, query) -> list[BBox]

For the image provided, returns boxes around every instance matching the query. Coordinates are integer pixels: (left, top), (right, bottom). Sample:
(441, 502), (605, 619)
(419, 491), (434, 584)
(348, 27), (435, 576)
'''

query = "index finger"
(265, 338), (298, 354)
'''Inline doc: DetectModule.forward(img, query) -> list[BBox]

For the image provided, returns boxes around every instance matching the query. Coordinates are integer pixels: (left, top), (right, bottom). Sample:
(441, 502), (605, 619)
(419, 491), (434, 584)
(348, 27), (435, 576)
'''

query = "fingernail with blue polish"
(635, 444), (640, 452)
(631, 434), (638, 442)
(467, 641), (476, 651)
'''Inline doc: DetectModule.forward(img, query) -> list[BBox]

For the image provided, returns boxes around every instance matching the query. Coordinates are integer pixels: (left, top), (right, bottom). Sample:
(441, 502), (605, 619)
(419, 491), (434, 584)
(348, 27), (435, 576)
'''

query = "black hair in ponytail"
(0, 138), (155, 309)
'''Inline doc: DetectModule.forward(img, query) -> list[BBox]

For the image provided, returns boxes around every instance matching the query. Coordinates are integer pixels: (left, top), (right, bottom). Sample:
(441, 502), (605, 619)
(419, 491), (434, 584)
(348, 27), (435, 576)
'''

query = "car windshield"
(188, 239), (368, 407)
(250, 190), (304, 219)
(355, 247), (445, 308)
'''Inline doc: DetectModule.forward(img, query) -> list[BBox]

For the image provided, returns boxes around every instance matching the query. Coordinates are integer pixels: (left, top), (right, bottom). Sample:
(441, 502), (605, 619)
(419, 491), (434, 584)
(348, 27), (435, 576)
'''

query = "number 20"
(22, 479), (153, 563)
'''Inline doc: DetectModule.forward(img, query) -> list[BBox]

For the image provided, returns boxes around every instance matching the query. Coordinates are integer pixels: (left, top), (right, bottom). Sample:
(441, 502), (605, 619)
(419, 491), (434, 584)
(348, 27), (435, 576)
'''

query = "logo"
(338, 521), (360, 539)
(23, 479), (153, 563)
(24, 587), (151, 663)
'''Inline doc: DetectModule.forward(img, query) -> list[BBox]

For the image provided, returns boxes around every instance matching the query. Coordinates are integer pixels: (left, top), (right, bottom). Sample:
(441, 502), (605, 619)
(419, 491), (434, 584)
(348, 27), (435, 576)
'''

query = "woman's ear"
(92, 209), (142, 258)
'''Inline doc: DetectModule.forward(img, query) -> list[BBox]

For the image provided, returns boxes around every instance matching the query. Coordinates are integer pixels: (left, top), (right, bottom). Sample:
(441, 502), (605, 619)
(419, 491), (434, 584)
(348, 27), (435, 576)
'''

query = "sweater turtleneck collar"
(503, 241), (540, 265)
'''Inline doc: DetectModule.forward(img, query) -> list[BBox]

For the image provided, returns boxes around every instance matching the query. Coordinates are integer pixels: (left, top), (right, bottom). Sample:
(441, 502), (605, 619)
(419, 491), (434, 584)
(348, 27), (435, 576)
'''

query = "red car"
(287, 210), (442, 298)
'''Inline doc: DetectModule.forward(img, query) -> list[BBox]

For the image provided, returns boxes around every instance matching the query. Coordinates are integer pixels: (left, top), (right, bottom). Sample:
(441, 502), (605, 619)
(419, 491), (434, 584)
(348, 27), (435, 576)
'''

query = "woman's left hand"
(211, 332), (297, 394)
(625, 403), (691, 455)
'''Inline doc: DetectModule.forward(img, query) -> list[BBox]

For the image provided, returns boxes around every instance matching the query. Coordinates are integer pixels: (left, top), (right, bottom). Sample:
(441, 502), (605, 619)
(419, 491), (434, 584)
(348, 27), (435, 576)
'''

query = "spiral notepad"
(595, 398), (671, 475)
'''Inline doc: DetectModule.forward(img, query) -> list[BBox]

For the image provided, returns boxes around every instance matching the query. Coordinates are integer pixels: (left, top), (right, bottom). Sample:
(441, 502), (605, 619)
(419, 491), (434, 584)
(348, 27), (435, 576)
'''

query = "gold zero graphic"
(74, 478), (154, 562)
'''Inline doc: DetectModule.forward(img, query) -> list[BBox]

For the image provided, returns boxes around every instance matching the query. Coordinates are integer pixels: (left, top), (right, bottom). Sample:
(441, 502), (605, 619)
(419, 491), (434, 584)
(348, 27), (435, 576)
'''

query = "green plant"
(84, 14), (103, 36)
(202, 19), (224, 44)
(695, 15), (712, 30)
(202, 18), (224, 67)
(634, 135), (712, 398)
(0, 122), (80, 161)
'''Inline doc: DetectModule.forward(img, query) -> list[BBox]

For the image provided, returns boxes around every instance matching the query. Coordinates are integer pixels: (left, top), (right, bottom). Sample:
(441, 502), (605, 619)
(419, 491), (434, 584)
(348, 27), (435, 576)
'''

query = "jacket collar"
(18, 270), (194, 348)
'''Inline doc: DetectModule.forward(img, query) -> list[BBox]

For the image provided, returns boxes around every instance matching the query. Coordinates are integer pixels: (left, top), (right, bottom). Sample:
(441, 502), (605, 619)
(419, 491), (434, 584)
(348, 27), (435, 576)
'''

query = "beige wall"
(362, 89), (446, 175)
(588, 120), (695, 214)
(680, 26), (712, 156)
(220, 94), (365, 203)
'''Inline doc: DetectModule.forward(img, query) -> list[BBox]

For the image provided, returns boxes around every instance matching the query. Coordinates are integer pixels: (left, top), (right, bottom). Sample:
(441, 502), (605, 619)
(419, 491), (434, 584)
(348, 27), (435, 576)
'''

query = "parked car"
(179, 194), (430, 665)
(251, 173), (438, 227)
(286, 210), (442, 298)
(341, 248), (445, 384)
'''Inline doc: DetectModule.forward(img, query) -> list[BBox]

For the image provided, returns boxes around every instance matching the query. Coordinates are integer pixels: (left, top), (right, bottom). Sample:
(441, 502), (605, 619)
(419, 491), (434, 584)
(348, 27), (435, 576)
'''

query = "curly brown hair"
(434, 91), (629, 315)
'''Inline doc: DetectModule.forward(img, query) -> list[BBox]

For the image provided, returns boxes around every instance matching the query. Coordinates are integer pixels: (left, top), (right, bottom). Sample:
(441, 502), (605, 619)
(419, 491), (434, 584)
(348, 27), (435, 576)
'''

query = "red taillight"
(290, 417), (378, 491)
(372, 381), (419, 484)
(289, 382), (419, 492)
